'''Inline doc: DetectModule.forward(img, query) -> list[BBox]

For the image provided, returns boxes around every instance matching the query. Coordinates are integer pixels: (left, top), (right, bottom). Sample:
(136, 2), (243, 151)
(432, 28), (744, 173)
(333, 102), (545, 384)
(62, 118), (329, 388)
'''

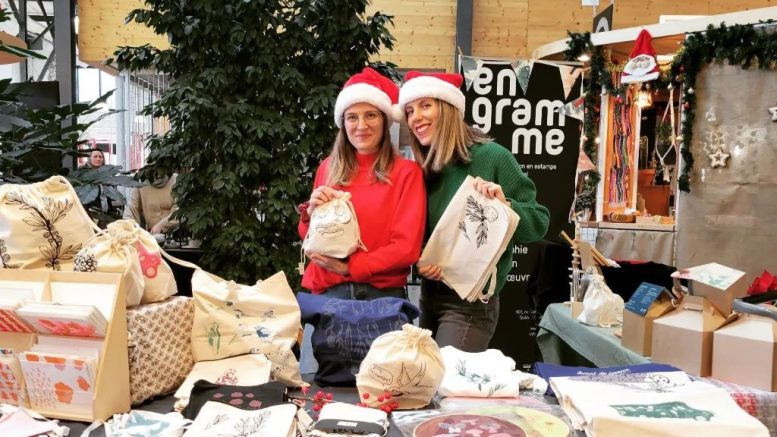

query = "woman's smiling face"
(405, 98), (440, 147)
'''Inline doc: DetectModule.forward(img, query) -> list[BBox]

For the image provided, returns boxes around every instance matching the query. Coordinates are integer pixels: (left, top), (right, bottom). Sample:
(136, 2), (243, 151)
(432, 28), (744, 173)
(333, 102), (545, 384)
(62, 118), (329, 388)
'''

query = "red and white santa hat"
(621, 29), (660, 84)
(398, 71), (466, 120)
(334, 67), (399, 128)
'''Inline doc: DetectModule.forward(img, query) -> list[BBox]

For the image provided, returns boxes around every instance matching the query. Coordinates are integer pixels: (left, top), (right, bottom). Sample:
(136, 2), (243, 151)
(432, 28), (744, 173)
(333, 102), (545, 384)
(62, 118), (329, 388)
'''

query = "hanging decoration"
(708, 149), (730, 168)
(608, 86), (634, 208)
(621, 29), (660, 84)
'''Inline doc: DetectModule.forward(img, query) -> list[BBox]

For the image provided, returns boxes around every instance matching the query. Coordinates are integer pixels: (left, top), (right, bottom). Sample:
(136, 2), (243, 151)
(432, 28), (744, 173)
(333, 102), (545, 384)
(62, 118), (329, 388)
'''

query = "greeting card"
(18, 352), (96, 413)
(16, 302), (107, 338)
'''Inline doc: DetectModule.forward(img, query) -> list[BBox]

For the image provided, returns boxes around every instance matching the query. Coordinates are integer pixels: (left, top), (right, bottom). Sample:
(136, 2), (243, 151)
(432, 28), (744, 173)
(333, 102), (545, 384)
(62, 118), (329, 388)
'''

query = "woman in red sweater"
(298, 67), (426, 300)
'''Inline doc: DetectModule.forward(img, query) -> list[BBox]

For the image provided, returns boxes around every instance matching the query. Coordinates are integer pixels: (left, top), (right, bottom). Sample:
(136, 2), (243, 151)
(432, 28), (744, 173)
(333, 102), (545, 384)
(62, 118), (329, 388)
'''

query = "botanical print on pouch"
(4, 192), (81, 270)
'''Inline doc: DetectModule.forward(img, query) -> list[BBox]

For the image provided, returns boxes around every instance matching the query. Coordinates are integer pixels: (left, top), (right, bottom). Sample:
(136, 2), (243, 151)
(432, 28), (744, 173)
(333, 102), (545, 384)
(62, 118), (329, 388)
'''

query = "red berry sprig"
(288, 388), (336, 419)
(355, 390), (400, 414)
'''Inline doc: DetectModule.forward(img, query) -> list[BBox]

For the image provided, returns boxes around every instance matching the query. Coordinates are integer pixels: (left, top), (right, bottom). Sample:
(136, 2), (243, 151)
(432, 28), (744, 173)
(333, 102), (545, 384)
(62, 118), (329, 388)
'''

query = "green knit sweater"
(425, 141), (550, 295)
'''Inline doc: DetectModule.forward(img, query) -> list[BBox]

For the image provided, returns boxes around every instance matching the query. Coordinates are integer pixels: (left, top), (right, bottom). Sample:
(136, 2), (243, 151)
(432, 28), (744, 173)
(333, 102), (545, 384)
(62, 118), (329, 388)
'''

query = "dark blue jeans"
(420, 279), (499, 352)
(324, 282), (406, 301)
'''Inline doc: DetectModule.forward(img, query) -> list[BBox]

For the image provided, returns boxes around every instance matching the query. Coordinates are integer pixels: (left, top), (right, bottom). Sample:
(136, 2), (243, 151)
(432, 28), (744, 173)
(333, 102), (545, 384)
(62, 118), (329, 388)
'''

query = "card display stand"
(0, 270), (129, 422)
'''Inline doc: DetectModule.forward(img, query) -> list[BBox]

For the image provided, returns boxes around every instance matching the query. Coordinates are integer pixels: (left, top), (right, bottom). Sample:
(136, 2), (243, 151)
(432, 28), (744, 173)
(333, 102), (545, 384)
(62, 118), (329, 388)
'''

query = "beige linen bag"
(418, 175), (520, 303)
(302, 192), (365, 258)
(190, 269), (304, 387)
(0, 176), (96, 270)
(74, 220), (145, 307)
(133, 224), (177, 303)
(356, 324), (445, 410)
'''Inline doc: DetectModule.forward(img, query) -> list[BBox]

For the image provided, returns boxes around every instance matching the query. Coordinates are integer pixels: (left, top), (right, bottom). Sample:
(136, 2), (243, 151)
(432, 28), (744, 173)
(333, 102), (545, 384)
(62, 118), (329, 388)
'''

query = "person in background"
(298, 67), (426, 301)
(399, 71), (550, 351)
(123, 174), (179, 235)
(81, 149), (105, 169)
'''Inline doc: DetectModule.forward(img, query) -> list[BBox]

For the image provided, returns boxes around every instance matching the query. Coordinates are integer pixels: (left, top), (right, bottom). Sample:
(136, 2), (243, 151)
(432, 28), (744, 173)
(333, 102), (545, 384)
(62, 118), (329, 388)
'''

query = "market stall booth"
(533, 6), (777, 274)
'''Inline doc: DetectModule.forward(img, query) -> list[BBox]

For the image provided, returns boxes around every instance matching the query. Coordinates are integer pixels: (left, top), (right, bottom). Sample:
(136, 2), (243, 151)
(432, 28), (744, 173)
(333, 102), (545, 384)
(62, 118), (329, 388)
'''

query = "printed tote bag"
(191, 269), (304, 387)
(0, 176), (96, 271)
(419, 175), (519, 302)
(302, 192), (365, 259)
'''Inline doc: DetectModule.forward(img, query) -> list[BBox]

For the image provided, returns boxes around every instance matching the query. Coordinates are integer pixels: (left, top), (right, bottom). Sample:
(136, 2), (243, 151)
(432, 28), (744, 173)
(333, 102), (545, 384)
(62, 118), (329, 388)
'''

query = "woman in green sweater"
(398, 71), (550, 352)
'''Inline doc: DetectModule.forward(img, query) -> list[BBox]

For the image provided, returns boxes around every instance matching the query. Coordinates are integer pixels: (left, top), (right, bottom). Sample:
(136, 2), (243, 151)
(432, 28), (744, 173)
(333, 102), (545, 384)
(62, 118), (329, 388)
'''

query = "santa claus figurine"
(621, 29), (660, 84)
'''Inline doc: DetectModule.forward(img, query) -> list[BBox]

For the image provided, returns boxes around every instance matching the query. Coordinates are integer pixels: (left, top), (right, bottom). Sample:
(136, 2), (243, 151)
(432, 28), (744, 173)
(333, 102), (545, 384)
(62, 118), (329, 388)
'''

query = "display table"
(537, 303), (777, 435)
(537, 303), (649, 367)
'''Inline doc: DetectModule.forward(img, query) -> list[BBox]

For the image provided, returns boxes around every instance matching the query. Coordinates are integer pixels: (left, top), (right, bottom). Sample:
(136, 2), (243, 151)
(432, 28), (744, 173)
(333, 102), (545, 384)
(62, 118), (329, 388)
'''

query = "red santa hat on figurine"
(334, 67), (399, 128)
(398, 71), (466, 119)
(620, 29), (660, 84)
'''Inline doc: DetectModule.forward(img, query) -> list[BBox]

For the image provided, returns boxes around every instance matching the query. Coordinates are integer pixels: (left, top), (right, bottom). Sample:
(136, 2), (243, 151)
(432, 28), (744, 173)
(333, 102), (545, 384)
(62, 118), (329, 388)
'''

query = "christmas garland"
(563, 32), (615, 211)
(567, 22), (777, 194)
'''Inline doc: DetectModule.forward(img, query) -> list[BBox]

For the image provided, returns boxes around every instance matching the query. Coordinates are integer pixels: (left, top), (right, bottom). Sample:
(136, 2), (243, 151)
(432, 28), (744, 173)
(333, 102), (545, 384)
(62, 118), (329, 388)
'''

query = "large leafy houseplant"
(112, 0), (396, 284)
(0, 10), (138, 223)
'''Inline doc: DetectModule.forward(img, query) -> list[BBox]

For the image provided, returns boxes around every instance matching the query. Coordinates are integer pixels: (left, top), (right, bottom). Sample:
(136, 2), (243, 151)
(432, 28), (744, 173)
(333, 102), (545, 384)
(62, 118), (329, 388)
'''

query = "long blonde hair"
(326, 113), (396, 186)
(410, 100), (490, 175)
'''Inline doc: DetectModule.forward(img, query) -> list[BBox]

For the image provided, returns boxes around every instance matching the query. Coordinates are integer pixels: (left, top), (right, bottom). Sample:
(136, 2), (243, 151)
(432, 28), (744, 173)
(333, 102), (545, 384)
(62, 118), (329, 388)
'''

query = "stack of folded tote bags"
(419, 175), (519, 302)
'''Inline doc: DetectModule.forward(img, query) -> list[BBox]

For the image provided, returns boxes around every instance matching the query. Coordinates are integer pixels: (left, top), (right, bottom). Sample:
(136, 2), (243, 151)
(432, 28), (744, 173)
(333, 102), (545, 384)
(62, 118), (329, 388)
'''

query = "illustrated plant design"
(458, 220), (469, 240)
(455, 360), (506, 397)
(0, 240), (21, 269)
(465, 196), (498, 248)
(4, 192), (81, 270)
(207, 322), (221, 354)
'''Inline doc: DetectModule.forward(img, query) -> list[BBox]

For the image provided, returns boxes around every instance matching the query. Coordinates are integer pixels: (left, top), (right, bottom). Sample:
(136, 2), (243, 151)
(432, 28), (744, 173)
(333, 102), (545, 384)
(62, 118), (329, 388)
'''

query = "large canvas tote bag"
(418, 175), (519, 303)
(0, 176), (96, 270)
(74, 220), (145, 306)
(356, 324), (445, 410)
(191, 269), (304, 387)
(302, 192), (365, 259)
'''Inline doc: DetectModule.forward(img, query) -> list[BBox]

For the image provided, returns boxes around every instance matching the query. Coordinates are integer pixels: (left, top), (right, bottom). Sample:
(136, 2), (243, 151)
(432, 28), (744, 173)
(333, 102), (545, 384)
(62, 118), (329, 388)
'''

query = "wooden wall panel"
(472, 0), (529, 59)
(708, 0), (774, 14)
(78, 0), (775, 73)
(369, 0), (457, 71)
(78, 0), (169, 72)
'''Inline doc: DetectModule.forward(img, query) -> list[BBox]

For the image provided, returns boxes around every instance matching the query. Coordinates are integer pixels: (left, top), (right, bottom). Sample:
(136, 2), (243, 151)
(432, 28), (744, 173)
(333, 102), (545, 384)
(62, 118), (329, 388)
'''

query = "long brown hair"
(326, 113), (396, 186)
(410, 100), (490, 175)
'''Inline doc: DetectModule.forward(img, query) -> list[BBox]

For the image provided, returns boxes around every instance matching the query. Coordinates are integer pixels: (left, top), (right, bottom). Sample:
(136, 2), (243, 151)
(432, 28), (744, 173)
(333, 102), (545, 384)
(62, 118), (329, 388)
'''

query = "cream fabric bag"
(184, 402), (298, 437)
(418, 175), (519, 303)
(302, 192), (365, 258)
(133, 224), (177, 303)
(191, 269), (304, 387)
(0, 176), (96, 271)
(356, 324), (445, 410)
(577, 270), (624, 327)
(74, 220), (144, 307)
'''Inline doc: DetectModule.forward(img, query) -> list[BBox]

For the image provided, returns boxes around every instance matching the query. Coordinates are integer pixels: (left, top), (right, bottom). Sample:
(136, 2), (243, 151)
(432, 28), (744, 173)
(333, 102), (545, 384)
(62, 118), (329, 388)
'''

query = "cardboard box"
(622, 282), (676, 356)
(712, 313), (777, 392)
(671, 263), (747, 316)
(651, 296), (736, 376)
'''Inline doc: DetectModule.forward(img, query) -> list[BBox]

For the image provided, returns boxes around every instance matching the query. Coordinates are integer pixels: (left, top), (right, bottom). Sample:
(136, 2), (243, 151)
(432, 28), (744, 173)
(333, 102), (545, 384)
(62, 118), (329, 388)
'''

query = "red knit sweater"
(298, 152), (426, 293)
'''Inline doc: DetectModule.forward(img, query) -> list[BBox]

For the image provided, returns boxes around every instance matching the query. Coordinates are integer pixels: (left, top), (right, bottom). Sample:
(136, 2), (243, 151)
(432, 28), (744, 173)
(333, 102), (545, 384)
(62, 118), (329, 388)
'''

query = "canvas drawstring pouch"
(356, 324), (445, 410)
